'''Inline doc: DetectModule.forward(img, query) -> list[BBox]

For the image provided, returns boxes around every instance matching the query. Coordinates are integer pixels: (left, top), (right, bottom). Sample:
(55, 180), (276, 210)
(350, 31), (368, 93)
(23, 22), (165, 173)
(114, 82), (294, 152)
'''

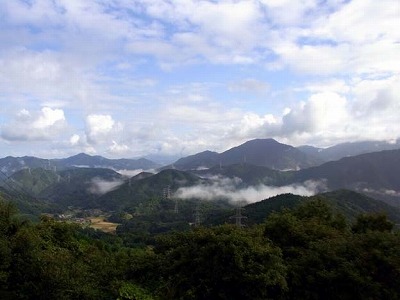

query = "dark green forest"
(2, 197), (400, 300)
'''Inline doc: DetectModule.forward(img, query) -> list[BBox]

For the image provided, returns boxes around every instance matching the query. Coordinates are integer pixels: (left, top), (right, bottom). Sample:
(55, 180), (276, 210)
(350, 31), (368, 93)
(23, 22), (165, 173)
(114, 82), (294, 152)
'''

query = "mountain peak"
(169, 138), (318, 171)
(240, 138), (288, 148)
(69, 153), (93, 159)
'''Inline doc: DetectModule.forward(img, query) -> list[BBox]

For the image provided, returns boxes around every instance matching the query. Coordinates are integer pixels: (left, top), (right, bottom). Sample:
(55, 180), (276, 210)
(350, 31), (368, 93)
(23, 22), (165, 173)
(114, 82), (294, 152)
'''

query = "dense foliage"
(1, 198), (400, 299)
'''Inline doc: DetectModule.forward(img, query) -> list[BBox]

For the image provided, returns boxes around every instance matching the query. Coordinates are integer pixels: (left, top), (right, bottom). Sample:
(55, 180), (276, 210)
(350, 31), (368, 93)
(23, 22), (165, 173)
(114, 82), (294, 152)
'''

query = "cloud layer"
(175, 176), (325, 203)
(0, 0), (399, 158)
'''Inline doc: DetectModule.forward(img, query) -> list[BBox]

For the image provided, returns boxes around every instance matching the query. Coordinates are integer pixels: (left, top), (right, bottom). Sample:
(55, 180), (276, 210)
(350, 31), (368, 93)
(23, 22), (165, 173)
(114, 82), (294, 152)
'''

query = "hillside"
(291, 149), (400, 195)
(7, 168), (60, 196)
(243, 190), (400, 225)
(0, 156), (51, 176)
(318, 190), (400, 223)
(172, 150), (219, 170)
(0, 186), (60, 217)
(40, 168), (124, 208)
(96, 169), (205, 211)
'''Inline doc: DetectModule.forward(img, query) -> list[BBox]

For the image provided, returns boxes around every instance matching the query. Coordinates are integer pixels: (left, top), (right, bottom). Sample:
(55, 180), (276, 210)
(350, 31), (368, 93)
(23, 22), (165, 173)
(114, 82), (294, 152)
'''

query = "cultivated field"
(88, 217), (120, 234)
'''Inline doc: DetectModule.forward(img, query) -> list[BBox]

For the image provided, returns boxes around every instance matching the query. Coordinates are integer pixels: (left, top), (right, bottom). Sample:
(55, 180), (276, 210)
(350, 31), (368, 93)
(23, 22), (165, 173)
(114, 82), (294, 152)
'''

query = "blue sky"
(0, 0), (399, 159)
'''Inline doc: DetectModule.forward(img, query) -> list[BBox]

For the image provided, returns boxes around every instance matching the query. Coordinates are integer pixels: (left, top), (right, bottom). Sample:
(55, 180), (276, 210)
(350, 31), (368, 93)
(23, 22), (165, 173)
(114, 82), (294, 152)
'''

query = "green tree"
(264, 199), (400, 299)
(154, 225), (287, 300)
(264, 199), (357, 299)
(352, 213), (394, 233)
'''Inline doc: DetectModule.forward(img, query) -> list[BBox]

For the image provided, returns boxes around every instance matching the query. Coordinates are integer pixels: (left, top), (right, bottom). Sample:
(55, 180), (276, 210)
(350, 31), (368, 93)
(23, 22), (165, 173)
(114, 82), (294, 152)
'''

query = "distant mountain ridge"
(297, 139), (400, 162)
(0, 153), (160, 176)
(169, 139), (321, 171)
(2, 139), (400, 216)
(2, 149), (400, 217)
(288, 149), (400, 206)
(3, 138), (399, 177)
(291, 149), (400, 190)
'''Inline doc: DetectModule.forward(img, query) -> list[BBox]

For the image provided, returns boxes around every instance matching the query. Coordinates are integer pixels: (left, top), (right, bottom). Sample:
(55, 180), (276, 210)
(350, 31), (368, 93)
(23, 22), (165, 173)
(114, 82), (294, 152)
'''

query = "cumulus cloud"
(281, 92), (349, 135)
(220, 78), (400, 148)
(0, 0), (399, 158)
(85, 114), (122, 145)
(108, 141), (130, 156)
(1, 107), (66, 141)
(69, 134), (80, 146)
(175, 176), (325, 204)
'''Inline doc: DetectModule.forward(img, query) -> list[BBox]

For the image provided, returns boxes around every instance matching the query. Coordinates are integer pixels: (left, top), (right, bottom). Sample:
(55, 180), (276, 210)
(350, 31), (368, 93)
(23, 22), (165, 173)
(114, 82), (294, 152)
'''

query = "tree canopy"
(1, 198), (400, 299)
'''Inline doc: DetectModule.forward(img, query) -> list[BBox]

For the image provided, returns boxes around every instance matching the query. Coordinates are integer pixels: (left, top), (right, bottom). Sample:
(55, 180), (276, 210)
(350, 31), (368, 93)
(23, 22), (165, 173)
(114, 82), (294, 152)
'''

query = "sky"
(0, 0), (399, 160)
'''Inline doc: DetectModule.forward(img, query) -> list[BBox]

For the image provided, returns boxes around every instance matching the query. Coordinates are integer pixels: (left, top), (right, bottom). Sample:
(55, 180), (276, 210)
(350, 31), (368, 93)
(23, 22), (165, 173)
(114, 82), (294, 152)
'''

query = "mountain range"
(169, 138), (321, 171)
(2, 138), (399, 177)
(297, 139), (400, 162)
(1, 137), (400, 219)
(167, 138), (400, 172)
(291, 149), (400, 202)
(0, 153), (159, 176)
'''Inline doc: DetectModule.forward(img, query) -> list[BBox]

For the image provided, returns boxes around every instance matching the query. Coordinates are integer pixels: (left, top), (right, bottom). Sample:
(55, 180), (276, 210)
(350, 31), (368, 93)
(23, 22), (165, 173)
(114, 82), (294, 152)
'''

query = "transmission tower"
(230, 203), (247, 227)
(194, 205), (202, 227)
(163, 185), (178, 213)
(174, 198), (179, 214)
(163, 185), (171, 200)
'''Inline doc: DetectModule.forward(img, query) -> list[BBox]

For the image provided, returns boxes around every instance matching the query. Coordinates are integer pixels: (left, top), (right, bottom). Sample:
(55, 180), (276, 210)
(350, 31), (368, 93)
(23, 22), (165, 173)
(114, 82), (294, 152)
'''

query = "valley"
(1, 138), (400, 231)
(2, 138), (400, 299)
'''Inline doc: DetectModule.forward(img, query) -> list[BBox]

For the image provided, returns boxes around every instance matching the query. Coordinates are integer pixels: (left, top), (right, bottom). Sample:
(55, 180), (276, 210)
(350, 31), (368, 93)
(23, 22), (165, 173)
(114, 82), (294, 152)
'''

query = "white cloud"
(282, 92), (349, 135)
(0, 0), (399, 158)
(85, 114), (122, 145)
(116, 169), (146, 177)
(215, 79), (400, 148)
(274, 42), (352, 75)
(312, 0), (400, 44)
(70, 134), (80, 146)
(1, 107), (66, 141)
(271, 0), (400, 76)
(300, 79), (350, 94)
(127, 0), (268, 65)
(228, 78), (270, 93)
(260, 0), (320, 26)
(33, 107), (65, 129)
(108, 140), (130, 155)
(175, 176), (323, 203)
(88, 177), (124, 196)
